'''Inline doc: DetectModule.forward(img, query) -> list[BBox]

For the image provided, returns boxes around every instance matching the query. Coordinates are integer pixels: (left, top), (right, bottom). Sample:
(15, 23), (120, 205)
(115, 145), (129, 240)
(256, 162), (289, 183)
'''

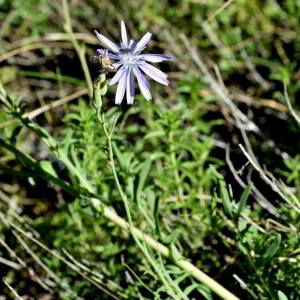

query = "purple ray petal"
(120, 21), (128, 49)
(138, 62), (169, 86)
(94, 30), (120, 53)
(113, 61), (124, 69)
(133, 32), (152, 55)
(136, 54), (174, 63)
(126, 68), (135, 104)
(133, 66), (152, 100)
(96, 49), (119, 59)
(115, 66), (129, 104)
(135, 45), (147, 55)
(109, 66), (125, 86)
(129, 39), (136, 50)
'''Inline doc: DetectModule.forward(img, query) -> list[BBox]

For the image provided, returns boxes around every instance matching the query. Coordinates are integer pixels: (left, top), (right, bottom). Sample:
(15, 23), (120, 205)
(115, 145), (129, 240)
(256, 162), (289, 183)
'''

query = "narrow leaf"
(220, 181), (232, 218)
(236, 184), (251, 220)
(262, 234), (281, 265)
(39, 160), (58, 178)
(136, 159), (152, 202)
(112, 142), (125, 170)
(10, 125), (23, 146)
(210, 165), (233, 218)
(144, 130), (165, 139)
(154, 195), (160, 236)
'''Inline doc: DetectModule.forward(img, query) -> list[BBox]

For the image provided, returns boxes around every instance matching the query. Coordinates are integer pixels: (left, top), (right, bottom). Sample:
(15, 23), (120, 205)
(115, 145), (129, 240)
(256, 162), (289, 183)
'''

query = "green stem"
(97, 110), (133, 226)
(96, 110), (183, 299)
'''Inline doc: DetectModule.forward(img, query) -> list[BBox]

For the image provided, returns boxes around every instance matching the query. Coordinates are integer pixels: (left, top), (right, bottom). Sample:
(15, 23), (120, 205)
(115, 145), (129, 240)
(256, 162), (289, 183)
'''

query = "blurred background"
(0, 0), (300, 299)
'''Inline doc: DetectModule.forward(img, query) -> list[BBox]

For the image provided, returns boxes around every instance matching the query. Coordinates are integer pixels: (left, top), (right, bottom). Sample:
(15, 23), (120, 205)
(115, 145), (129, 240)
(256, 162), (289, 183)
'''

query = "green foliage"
(1, 0), (300, 299)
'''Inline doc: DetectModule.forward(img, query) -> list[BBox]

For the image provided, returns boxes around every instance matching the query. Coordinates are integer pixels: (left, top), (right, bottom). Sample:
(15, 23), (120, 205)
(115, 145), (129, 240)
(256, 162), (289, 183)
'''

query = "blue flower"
(94, 21), (173, 105)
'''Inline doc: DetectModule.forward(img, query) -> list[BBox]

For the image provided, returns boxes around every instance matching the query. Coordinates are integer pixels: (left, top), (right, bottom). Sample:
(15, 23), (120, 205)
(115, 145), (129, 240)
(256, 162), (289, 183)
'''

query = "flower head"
(94, 21), (173, 105)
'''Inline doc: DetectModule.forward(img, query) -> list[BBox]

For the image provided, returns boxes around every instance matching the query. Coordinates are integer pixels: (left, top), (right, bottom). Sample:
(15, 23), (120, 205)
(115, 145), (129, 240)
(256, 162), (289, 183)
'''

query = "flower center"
(119, 50), (137, 66)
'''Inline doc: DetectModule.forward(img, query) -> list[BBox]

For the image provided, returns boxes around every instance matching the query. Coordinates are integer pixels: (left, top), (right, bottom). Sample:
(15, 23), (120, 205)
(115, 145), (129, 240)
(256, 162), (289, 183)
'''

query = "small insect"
(92, 51), (117, 73)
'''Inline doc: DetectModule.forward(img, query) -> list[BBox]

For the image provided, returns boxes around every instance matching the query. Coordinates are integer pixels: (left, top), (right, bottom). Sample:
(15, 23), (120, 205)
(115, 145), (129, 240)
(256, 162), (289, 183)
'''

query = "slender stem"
(97, 110), (184, 299)
(96, 110), (239, 300)
(3, 280), (23, 300)
(97, 110), (133, 227)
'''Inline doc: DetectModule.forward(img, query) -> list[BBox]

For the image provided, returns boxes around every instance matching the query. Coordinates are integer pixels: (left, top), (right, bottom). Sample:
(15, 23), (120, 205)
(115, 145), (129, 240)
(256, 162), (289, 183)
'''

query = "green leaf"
(10, 125), (23, 146)
(238, 242), (251, 257)
(39, 160), (58, 178)
(136, 159), (152, 202)
(169, 243), (182, 263)
(262, 234), (281, 265)
(236, 184), (251, 220)
(148, 151), (166, 160)
(154, 194), (160, 236)
(161, 230), (179, 245)
(112, 142), (125, 170)
(196, 284), (213, 300)
(144, 130), (165, 139)
(210, 166), (233, 218)
(220, 180), (232, 218)
(0, 82), (13, 109)
(112, 142), (136, 173)
(278, 290), (289, 300)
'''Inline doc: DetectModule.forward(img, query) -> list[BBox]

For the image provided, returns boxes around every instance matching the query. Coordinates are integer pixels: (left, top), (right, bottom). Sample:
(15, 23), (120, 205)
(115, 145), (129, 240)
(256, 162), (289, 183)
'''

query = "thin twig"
(3, 280), (23, 300)
(0, 213), (122, 300)
(284, 82), (300, 127)
(203, 0), (235, 24)
(180, 33), (258, 133)
(239, 144), (300, 213)
(0, 256), (22, 270)
(12, 230), (62, 284)
(0, 237), (26, 268)
(225, 144), (280, 218)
